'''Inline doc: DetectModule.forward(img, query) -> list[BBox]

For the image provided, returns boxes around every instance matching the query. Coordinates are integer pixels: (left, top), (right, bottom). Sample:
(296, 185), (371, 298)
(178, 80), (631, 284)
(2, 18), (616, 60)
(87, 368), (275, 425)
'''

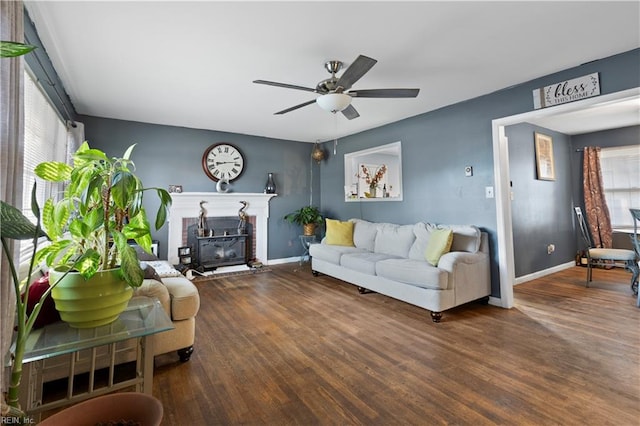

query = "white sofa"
(309, 219), (491, 322)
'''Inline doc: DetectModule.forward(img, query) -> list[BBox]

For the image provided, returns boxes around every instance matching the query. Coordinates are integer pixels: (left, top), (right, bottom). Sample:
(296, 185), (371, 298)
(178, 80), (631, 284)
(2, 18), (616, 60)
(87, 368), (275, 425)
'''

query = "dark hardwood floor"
(147, 264), (639, 425)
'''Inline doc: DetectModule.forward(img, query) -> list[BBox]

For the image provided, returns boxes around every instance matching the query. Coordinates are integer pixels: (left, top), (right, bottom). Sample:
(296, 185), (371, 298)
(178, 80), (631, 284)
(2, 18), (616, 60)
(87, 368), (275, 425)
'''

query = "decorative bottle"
(264, 172), (276, 194)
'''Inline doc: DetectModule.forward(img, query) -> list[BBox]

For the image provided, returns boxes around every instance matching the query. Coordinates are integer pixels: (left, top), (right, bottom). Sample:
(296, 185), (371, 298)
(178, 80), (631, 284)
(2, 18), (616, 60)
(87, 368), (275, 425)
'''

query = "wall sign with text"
(532, 73), (600, 109)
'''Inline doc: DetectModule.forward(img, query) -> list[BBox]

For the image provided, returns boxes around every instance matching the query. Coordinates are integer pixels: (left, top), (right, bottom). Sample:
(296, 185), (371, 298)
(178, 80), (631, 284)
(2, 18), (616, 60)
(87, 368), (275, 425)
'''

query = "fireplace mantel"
(167, 192), (276, 265)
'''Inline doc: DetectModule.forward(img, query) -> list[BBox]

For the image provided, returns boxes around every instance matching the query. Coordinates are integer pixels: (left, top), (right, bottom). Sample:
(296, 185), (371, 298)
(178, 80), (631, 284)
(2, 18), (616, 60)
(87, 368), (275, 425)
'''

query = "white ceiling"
(25, 1), (640, 143)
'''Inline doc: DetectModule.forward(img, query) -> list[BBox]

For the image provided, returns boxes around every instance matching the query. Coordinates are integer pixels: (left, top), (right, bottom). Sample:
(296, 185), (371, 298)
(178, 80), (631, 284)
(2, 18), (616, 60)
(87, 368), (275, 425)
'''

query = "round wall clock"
(202, 143), (245, 182)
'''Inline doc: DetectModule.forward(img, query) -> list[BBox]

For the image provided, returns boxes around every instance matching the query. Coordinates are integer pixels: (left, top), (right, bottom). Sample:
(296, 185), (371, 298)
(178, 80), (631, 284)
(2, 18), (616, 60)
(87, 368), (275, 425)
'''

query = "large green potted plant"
(34, 141), (172, 328)
(284, 206), (323, 236)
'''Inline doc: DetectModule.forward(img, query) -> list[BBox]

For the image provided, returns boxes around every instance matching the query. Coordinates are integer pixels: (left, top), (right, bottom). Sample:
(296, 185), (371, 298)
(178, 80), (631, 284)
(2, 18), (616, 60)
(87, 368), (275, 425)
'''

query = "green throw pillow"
(325, 219), (355, 246)
(425, 228), (453, 266)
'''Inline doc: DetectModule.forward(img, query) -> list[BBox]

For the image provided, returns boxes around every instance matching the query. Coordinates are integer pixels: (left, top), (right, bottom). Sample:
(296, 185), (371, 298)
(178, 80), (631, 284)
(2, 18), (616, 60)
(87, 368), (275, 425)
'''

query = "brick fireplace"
(167, 192), (276, 269)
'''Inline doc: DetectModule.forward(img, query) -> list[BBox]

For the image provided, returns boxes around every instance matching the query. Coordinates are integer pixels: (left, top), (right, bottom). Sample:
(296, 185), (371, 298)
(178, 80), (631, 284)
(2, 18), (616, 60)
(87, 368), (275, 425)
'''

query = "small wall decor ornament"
(264, 172), (276, 194)
(216, 178), (231, 193)
(311, 142), (325, 163)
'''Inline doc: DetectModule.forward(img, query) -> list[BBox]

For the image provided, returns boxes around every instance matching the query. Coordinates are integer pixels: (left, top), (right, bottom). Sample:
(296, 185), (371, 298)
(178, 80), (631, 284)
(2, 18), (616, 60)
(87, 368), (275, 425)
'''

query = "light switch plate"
(464, 166), (473, 177)
(485, 186), (494, 198)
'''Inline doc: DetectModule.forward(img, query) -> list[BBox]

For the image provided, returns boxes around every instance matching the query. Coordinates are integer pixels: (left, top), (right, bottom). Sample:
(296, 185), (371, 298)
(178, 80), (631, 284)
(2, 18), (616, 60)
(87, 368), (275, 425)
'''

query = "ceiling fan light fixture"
(316, 93), (351, 113)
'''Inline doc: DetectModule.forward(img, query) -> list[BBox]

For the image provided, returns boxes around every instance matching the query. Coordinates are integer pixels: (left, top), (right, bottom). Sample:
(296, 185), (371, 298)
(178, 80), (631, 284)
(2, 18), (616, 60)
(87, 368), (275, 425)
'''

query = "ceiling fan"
(253, 54), (420, 120)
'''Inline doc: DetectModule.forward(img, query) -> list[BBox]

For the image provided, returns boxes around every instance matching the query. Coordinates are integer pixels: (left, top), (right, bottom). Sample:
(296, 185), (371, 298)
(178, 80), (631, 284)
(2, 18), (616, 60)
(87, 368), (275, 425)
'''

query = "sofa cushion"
(449, 225), (482, 253)
(134, 245), (160, 261)
(425, 228), (453, 266)
(376, 259), (449, 290)
(143, 264), (162, 282)
(374, 223), (415, 258)
(325, 218), (355, 246)
(409, 223), (482, 261)
(409, 222), (431, 261)
(340, 252), (401, 275)
(309, 243), (367, 265)
(350, 219), (378, 251)
(25, 274), (61, 329)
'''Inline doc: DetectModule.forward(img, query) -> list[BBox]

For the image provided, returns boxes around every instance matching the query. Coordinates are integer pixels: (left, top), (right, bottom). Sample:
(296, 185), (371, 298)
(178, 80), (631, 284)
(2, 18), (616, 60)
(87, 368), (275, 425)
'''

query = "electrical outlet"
(485, 186), (494, 198)
(464, 166), (473, 177)
(547, 244), (555, 254)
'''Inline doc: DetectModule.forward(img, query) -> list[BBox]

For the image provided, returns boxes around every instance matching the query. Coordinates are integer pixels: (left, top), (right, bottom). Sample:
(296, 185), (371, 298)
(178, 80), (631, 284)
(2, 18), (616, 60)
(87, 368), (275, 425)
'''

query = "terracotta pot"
(49, 267), (133, 328)
(39, 392), (163, 426)
(303, 223), (316, 236)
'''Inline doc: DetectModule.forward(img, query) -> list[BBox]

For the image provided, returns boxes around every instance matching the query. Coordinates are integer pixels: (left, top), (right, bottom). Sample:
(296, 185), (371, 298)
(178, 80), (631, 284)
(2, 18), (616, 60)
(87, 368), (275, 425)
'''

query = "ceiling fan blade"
(274, 99), (317, 115)
(253, 80), (317, 93)
(336, 55), (377, 91)
(341, 104), (360, 120)
(349, 88), (420, 98)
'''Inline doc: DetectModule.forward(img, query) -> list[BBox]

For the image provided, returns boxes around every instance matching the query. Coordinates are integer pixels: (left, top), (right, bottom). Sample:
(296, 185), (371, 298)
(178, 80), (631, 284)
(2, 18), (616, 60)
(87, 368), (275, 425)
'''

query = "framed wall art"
(534, 132), (555, 181)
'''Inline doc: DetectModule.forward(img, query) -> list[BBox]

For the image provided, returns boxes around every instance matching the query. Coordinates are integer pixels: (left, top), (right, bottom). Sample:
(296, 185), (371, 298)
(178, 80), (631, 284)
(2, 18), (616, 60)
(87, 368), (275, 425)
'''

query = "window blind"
(20, 69), (68, 266)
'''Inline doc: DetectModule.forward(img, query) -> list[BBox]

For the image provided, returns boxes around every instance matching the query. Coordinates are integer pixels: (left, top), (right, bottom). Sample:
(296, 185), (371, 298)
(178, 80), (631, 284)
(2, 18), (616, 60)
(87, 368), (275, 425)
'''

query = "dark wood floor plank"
(145, 264), (639, 424)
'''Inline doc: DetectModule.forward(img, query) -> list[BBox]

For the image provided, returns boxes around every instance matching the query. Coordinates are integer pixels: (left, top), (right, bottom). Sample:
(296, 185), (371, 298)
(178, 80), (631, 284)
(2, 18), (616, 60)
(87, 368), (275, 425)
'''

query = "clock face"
(202, 143), (245, 182)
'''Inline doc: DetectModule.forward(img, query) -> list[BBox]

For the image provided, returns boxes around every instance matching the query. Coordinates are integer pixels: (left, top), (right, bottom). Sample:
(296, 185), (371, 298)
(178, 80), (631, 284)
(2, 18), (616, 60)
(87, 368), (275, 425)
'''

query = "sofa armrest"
(159, 276), (200, 321)
(134, 279), (171, 316)
(437, 251), (487, 272)
(437, 251), (491, 300)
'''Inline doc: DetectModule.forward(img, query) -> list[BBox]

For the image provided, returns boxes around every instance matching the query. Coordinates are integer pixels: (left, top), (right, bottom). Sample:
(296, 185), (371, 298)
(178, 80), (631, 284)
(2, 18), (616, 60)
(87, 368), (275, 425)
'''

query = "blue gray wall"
(317, 49), (640, 296)
(80, 116), (321, 261)
(506, 124), (638, 277)
(506, 124), (574, 277)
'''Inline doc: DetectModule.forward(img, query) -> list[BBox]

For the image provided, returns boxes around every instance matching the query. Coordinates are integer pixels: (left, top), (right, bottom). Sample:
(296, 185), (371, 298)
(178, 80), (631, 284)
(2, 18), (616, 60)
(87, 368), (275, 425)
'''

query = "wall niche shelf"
(344, 141), (403, 202)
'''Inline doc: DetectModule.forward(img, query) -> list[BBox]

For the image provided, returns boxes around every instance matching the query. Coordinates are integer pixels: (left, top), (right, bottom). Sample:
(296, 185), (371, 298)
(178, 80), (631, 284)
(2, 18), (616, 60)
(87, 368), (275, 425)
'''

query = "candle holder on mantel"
(264, 172), (276, 194)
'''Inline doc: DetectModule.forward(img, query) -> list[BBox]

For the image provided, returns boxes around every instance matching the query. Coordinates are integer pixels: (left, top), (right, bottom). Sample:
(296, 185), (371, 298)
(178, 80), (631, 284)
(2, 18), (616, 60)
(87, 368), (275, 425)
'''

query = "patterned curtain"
(583, 146), (613, 248)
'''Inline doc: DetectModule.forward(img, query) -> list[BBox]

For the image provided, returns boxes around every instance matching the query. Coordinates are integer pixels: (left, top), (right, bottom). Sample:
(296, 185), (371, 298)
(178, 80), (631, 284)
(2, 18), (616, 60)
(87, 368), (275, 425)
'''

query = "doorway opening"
(491, 87), (640, 308)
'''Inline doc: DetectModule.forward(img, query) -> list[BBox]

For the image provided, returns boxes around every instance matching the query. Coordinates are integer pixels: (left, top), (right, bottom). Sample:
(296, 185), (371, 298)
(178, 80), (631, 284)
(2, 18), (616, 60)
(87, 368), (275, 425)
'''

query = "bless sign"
(533, 72), (600, 109)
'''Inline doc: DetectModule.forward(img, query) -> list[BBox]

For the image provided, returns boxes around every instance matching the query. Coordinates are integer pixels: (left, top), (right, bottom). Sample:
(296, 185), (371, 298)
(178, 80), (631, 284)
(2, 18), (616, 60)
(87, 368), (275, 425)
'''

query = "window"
(600, 145), (640, 228)
(20, 69), (68, 265)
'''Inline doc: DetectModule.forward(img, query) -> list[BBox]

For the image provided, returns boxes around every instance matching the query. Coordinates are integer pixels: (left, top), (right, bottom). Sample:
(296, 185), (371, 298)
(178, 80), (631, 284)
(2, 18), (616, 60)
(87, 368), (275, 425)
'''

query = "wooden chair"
(574, 207), (639, 292)
(630, 208), (640, 306)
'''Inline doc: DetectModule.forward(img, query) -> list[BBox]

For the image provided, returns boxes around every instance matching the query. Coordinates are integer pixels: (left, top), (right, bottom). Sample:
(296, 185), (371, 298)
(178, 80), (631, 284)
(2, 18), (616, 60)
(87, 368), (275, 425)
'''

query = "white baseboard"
(266, 256), (300, 266)
(514, 261), (575, 285)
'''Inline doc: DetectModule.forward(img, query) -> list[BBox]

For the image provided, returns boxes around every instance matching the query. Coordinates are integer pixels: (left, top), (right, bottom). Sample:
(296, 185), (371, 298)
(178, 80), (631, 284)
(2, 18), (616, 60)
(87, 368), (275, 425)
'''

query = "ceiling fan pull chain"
(333, 115), (338, 155)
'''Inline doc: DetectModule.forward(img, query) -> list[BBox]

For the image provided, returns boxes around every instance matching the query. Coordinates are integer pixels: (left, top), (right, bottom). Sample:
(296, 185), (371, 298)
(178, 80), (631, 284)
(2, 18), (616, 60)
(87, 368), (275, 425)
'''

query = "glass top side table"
(18, 296), (173, 419)
(23, 296), (173, 363)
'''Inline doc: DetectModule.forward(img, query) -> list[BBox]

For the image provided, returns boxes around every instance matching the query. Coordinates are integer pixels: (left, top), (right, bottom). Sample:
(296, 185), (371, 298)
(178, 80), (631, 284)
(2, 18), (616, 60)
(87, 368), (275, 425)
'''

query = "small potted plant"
(284, 206), (323, 236)
(34, 141), (172, 328)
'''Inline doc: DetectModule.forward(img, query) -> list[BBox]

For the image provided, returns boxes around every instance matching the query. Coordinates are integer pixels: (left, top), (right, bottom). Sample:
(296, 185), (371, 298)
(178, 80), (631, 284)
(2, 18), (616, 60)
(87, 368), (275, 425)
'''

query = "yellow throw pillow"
(325, 219), (355, 246)
(425, 228), (453, 266)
